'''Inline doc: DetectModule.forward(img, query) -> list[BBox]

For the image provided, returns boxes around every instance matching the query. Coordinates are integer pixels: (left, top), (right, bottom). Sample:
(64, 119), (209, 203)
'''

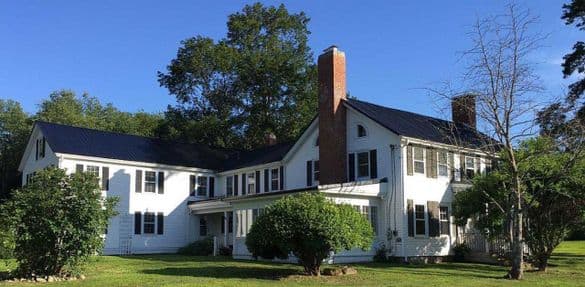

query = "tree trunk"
(508, 179), (524, 280)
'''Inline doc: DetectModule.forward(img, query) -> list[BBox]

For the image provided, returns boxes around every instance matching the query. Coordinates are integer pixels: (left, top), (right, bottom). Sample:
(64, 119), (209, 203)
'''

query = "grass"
(1, 241), (584, 286)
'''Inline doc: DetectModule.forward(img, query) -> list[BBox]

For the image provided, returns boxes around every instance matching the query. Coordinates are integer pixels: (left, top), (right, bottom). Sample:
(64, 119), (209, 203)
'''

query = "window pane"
(466, 157), (475, 167)
(416, 220), (426, 235)
(414, 147), (424, 160)
(438, 152), (448, 164)
(199, 217), (207, 236)
(414, 162), (425, 174)
(144, 213), (155, 234)
(357, 125), (367, 137)
(415, 205), (425, 219)
(357, 152), (369, 178)
(226, 177), (233, 196)
(87, 165), (99, 177)
(145, 171), (156, 193)
(197, 176), (207, 196)
(271, 168), (279, 191)
(438, 165), (448, 176)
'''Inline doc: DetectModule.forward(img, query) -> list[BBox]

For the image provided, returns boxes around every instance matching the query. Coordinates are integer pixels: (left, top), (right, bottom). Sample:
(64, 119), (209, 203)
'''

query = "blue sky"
(0, 1), (578, 119)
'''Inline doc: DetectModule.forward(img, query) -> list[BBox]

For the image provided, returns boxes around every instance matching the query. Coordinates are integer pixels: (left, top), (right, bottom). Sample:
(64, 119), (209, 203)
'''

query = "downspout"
(400, 139), (407, 262)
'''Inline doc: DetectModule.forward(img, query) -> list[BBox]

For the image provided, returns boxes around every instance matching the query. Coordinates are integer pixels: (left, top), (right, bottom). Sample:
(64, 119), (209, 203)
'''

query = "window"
(485, 159), (493, 174)
(362, 206), (378, 235)
(270, 168), (279, 191)
(315, 136), (319, 146)
(415, 204), (426, 236)
(438, 151), (448, 177)
(25, 173), (36, 185)
(247, 173), (255, 194)
(144, 171), (156, 193)
(357, 152), (370, 178)
(143, 212), (155, 234)
(228, 212), (233, 233)
(252, 209), (259, 224)
(226, 176), (234, 197)
(357, 124), (367, 137)
(199, 217), (207, 236)
(197, 176), (207, 196)
(86, 165), (99, 177)
(465, 156), (475, 179)
(414, 147), (425, 174)
(313, 160), (320, 182)
(440, 206), (450, 235)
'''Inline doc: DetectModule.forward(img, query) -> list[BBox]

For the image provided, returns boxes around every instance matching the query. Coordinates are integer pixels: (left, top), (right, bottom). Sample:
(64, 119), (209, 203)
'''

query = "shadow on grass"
(355, 262), (506, 279)
(141, 266), (302, 280)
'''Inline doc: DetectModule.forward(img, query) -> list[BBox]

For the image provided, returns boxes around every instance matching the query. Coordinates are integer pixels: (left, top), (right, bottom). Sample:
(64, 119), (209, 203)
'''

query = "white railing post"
(213, 236), (218, 256)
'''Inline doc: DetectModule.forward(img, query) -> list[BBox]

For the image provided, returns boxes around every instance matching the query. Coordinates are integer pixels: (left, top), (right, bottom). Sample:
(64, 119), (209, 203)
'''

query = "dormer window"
(357, 125), (367, 138)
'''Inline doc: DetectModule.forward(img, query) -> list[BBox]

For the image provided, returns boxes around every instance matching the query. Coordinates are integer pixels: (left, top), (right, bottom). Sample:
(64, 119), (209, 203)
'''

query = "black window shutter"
(76, 164), (83, 173)
(209, 177), (215, 198)
(135, 170), (142, 193)
(241, 173), (246, 195)
(157, 212), (164, 235)
(157, 172), (164, 194)
(189, 175), (195, 196)
(348, 153), (356, 182)
(264, 169), (269, 192)
(279, 166), (284, 190)
(134, 212), (142, 234)
(233, 174), (239, 196)
(102, 167), (109, 191)
(255, 171), (260, 194)
(306, 161), (313, 187)
(369, 149), (377, 179)
(35, 139), (39, 160)
(407, 199), (414, 237)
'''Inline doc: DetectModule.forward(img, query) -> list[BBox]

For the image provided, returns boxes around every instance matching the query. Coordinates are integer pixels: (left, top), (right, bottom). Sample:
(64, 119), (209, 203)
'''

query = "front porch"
(188, 199), (234, 251)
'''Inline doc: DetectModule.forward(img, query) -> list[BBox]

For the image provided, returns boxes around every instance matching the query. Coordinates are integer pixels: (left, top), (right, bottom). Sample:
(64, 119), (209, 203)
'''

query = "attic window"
(357, 125), (367, 138)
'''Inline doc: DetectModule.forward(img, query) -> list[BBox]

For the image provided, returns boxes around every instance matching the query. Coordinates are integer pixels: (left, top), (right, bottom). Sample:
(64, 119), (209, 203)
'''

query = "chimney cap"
(323, 45), (339, 53)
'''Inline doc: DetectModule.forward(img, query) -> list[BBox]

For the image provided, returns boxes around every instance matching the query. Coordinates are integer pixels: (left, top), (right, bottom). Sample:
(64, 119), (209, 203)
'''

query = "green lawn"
(1, 241), (584, 286)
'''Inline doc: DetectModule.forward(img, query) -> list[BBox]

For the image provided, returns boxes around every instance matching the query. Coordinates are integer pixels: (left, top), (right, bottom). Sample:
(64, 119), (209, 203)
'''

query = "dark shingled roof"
(220, 142), (294, 171)
(345, 98), (495, 149)
(35, 121), (293, 171)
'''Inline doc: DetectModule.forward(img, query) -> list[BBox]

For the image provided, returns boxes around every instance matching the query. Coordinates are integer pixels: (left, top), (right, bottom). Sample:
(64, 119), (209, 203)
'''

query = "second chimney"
(451, 94), (477, 129)
(318, 46), (347, 185)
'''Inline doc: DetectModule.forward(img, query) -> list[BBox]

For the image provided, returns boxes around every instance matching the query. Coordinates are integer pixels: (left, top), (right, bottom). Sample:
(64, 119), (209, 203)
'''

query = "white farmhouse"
(18, 46), (493, 263)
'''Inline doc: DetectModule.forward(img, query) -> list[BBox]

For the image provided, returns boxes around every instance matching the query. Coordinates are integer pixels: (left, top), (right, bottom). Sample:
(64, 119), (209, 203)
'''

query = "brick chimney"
(264, 133), (277, 146)
(451, 94), (477, 129)
(318, 45), (347, 184)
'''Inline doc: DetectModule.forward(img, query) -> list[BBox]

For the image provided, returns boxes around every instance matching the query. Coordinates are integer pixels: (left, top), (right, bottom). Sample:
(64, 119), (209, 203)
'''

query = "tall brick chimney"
(451, 94), (477, 129)
(318, 45), (347, 184)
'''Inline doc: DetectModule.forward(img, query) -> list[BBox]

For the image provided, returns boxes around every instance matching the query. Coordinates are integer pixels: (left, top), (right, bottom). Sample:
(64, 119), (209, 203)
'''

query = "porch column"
(223, 211), (228, 247)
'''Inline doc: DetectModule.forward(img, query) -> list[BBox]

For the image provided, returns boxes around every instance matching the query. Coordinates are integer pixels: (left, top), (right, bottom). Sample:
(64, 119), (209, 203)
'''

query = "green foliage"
(1, 167), (118, 277)
(245, 193), (373, 275)
(561, 0), (585, 109)
(0, 100), (32, 200)
(178, 237), (214, 256)
(453, 137), (585, 270)
(35, 90), (164, 137)
(158, 3), (317, 149)
(452, 243), (471, 262)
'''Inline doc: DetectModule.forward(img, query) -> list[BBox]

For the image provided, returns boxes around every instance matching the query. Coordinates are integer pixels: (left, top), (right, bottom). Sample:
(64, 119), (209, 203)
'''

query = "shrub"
(245, 192), (373, 276)
(178, 237), (214, 256)
(453, 243), (471, 262)
(2, 167), (118, 277)
(373, 244), (388, 262)
(219, 246), (232, 256)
